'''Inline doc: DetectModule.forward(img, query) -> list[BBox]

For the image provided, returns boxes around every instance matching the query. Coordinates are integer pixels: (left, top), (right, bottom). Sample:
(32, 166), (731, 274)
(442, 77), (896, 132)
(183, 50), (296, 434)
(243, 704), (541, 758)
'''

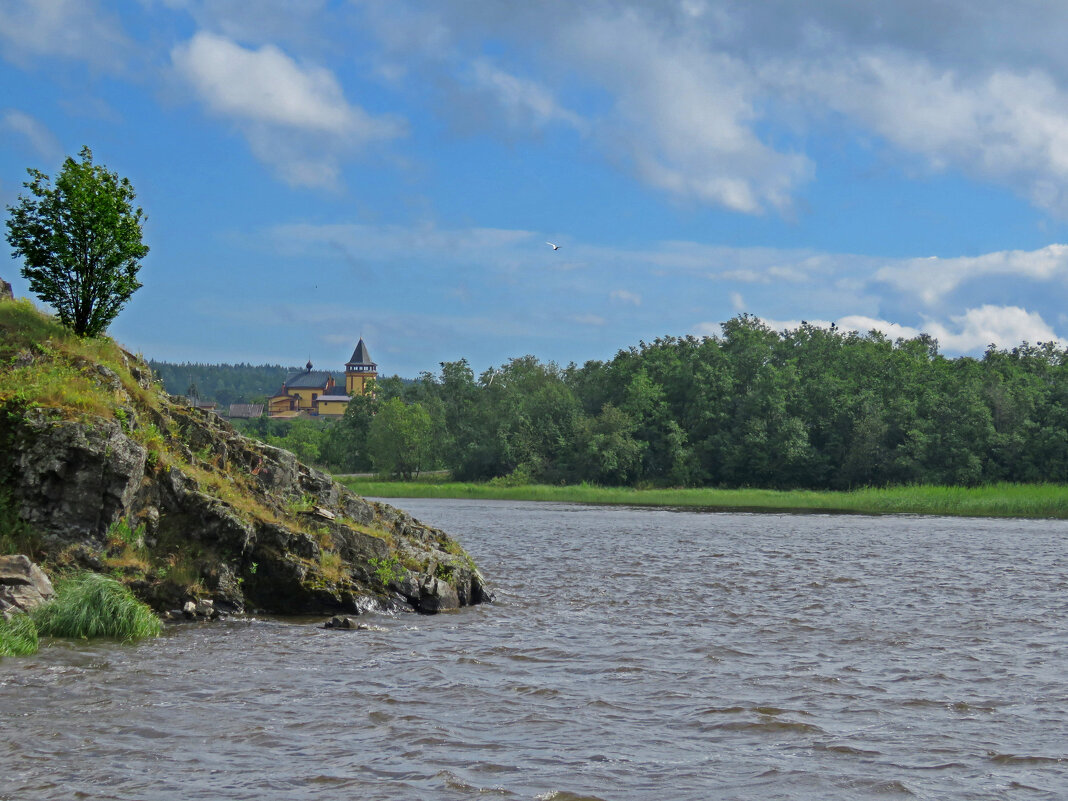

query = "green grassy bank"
(337, 478), (1068, 519)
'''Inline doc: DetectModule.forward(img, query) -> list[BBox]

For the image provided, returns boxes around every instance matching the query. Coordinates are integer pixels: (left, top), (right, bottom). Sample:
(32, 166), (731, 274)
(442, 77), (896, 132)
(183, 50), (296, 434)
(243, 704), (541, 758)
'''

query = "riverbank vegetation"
(0, 572), (160, 658)
(32, 572), (162, 641)
(338, 478), (1068, 519)
(265, 316), (1067, 491)
(0, 613), (38, 657)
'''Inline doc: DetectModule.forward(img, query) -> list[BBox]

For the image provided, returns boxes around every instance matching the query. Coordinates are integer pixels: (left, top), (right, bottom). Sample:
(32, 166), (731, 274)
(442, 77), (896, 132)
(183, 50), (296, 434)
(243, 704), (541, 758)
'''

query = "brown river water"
(2, 499), (1067, 800)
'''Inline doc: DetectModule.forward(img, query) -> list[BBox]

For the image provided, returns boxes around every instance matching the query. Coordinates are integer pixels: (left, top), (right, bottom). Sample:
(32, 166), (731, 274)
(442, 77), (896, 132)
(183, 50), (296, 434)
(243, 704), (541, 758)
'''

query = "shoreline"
(336, 479), (1068, 519)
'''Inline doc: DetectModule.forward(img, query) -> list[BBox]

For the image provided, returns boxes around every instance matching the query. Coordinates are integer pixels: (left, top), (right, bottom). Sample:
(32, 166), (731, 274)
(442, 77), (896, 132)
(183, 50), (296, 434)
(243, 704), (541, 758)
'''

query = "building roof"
(284, 369), (336, 389)
(346, 338), (376, 368)
(228, 403), (265, 418)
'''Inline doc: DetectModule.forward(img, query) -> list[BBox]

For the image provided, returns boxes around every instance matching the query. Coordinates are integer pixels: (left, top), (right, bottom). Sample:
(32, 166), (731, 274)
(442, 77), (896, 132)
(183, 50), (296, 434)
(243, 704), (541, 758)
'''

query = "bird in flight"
(547, 241), (561, 250)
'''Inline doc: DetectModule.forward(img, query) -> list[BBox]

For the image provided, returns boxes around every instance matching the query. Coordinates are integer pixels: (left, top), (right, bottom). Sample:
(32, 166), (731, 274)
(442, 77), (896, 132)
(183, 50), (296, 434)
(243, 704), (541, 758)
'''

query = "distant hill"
(148, 361), (344, 408)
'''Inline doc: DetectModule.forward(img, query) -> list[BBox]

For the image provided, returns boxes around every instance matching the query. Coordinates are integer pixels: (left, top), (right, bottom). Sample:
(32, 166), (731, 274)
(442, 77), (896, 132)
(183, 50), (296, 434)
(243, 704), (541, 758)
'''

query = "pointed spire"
(346, 338), (375, 368)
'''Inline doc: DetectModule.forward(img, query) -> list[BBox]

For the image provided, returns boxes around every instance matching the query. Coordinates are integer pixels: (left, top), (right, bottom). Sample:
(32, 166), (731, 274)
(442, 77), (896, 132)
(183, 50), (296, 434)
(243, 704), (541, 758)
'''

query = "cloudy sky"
(3, 0), (1068, 375)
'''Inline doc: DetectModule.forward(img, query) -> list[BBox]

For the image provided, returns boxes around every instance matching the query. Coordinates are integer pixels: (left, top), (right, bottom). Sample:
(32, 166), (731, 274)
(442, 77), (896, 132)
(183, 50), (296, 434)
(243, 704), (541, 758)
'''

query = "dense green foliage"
(5, 147), (149, 337)
(366, 397), (434, 479)
(340, 478), (1068, 518)
(32, 572), (161, 641)
(333, 316), (1067, 488)
(0, 613), (38, 657)
(167, 316), (1067, 490)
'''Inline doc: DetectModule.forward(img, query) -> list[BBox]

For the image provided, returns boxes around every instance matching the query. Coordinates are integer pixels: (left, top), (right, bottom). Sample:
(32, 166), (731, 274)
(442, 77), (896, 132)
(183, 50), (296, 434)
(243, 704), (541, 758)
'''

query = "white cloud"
(171, 32), (404, 188)
(875, 244), (1068, 305)
(778, 309), (1066, 352)
(1, 110), (61, 160)
(770, 51), (1068, 215)
(565, 11), (812, 214)
(925, 305), (1066, 352)
(468, 59), (585, 131)
(166, 0), (333, 50)
(0, 0), (133, 72)
(359, 3), (1068, 217)
(834, 316), (924, 341)
(570, 314), (606, 326)
(610, 289), (642, 306)
(690, 306), (1064, 354)
(272, 222), (533, 259)
(729, 291), (745, 311)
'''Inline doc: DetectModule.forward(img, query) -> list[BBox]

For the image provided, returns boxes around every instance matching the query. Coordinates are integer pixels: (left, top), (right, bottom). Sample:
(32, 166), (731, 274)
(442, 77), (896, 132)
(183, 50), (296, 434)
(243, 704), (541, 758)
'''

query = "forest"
(149, 361), (305, 407)
(157, 316), (1068, 489)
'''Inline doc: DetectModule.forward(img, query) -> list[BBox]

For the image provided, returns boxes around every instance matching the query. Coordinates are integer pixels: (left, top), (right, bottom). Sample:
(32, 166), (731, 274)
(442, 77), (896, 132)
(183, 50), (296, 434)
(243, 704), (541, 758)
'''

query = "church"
(267, 338), (377, 419)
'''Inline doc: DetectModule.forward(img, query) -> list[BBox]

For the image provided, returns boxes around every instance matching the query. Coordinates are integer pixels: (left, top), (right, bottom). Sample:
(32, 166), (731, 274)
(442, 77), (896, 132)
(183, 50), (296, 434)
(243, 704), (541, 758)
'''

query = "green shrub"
(369, 555), (402, 586)
(0, 613), (39, 657)
(107, 517), (146, 549)
(32, 572), (161, 641)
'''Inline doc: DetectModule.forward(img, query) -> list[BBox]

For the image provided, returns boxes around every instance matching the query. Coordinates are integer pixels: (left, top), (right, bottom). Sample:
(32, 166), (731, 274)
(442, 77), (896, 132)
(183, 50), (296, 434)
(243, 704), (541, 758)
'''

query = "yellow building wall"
(269, 396), (294, 415)
(288, 388), (323, 410)
(345, 372), (377, 396)
(317, 400), (349, 417)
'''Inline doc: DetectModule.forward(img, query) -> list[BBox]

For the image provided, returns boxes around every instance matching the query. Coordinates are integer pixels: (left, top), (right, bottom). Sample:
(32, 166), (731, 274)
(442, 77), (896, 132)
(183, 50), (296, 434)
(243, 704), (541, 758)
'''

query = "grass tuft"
(32, 572), (161, 641)
(0, 613), (39, 657)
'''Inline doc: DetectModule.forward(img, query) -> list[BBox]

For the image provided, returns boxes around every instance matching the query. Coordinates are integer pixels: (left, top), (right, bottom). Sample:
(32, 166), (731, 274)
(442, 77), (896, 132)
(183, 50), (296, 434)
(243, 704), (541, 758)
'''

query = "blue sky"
(3, 0), (1068, 377)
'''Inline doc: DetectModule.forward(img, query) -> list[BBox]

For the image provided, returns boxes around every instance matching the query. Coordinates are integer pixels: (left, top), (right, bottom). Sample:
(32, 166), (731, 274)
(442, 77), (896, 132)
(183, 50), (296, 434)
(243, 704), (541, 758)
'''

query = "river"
(2, 499), (1066, 800)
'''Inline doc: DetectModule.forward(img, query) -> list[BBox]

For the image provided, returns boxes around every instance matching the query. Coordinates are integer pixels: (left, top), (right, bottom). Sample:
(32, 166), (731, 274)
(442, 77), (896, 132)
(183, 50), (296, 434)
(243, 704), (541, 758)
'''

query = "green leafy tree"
(572, 403), (645, 485)
(367, 398), (434, 480)
(5, 146), (149, 336)
(321, 388), (378, 472)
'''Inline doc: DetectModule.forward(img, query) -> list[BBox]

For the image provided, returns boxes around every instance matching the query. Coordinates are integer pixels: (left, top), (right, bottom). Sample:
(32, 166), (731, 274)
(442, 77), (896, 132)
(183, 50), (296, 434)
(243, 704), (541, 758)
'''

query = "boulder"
(0, 277), (12, 301)
(0, 555), (55, 619)
(416, 574), (460, 613)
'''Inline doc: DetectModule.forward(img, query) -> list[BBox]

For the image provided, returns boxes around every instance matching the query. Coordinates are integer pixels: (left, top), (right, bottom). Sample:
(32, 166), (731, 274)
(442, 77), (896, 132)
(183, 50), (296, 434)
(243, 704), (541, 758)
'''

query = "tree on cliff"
(5, 146), (149, 337)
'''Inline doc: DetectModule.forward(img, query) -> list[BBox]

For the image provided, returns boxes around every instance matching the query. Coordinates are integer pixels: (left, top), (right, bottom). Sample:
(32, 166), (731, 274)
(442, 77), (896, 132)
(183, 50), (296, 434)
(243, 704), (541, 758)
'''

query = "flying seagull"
(546, 241), (561, 250)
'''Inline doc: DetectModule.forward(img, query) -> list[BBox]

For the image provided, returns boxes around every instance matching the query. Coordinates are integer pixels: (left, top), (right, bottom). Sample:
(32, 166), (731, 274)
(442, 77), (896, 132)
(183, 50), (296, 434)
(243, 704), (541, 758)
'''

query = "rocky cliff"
(0, 291), (489, 617)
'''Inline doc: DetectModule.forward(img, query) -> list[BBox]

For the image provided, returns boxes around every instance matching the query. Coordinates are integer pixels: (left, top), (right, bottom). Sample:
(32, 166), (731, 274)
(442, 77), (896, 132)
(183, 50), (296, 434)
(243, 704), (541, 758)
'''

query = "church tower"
(345, 337), (378, 396)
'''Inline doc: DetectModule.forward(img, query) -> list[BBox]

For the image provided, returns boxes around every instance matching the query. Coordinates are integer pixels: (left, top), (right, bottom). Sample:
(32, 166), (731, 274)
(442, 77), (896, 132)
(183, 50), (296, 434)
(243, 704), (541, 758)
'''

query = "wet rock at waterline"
(323, 615), (387, 631)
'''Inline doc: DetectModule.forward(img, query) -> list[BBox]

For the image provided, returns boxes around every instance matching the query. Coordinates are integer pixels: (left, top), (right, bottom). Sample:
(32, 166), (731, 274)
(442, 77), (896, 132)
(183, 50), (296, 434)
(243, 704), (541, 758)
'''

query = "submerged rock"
(323, 615), (386, 631)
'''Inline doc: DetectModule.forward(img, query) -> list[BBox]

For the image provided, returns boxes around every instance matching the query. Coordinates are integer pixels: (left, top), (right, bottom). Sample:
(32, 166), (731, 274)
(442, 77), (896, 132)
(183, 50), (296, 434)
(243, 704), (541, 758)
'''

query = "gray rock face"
(0, 555), (55, 619)
(6, 410), (146, 545)
(0, 277), (12, 301)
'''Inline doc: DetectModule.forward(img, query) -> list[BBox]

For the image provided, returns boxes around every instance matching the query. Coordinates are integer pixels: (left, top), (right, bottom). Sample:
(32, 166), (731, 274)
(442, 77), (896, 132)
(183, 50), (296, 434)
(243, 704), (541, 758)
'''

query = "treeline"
(149, 361), (306, 407)
(252, 315), (1068, 488)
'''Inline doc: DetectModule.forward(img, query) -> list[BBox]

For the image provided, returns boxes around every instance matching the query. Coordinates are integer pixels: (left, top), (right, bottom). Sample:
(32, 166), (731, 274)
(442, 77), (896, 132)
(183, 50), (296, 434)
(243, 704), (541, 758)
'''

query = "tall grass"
(32, 572), (161, 640)
(0, 614), (38, 657)
(337, 479), (1068, 519)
